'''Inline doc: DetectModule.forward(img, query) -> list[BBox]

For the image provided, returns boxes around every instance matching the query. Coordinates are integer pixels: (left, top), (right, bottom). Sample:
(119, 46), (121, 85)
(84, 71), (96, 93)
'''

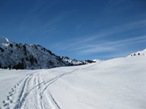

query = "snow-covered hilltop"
(128, 48), (146, 57)
(0, 37), (94, 69)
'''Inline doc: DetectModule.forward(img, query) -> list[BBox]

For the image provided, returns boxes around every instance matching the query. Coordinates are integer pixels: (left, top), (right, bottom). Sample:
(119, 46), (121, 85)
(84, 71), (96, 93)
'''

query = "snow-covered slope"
(61, 56), (96, 65)
(0, 37), (92, 69)
(128, 48), (146, 57)
(0, 55), (146, 109)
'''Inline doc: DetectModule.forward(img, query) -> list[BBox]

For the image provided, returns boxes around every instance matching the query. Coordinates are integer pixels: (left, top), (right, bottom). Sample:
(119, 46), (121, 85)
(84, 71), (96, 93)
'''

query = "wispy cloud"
(78, 35), (146, 54)
(64, 35), (145, 53)
(51, 19), (146, 58)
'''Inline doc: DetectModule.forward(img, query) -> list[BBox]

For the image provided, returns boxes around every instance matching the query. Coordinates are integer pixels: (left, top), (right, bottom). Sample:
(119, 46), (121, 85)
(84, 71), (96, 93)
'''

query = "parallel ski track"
(1, 68), (79, 109)
(2, 64), (96, 109)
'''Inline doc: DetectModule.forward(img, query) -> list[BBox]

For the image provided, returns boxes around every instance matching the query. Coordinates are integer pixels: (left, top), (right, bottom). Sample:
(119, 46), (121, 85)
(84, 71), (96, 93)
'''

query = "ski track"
(1, 67), (83, 109)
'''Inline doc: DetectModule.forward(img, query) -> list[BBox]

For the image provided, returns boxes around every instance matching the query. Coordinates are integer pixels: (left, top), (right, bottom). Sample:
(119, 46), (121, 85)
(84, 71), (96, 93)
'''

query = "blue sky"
(0, 0), (146, 60)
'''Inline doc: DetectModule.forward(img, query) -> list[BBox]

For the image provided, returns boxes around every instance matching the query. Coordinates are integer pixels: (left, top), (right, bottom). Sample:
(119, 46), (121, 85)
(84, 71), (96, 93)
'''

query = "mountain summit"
(0, 37), (94, 69)
(0, 37), (9, 44)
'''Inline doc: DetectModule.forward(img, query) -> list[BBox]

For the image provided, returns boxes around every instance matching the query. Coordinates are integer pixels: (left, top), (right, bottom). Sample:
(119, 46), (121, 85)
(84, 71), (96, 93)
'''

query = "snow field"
(0, 56), (146, 109)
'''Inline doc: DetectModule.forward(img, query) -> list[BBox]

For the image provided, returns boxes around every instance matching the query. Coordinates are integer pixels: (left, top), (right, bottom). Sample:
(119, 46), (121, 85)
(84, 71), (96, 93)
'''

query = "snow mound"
(0, 37), (9, 45)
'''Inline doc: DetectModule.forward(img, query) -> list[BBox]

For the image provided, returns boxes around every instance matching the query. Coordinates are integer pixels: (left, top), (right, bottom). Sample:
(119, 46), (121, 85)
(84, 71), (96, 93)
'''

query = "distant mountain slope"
(0, 37), (94, 69)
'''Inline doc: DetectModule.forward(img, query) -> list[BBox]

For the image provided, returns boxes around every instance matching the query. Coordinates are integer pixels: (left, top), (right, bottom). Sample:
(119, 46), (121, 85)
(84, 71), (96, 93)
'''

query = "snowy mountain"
(61, 56), (96, 65)
(128, 48), (146, 57)
(0, 37), (94, 69)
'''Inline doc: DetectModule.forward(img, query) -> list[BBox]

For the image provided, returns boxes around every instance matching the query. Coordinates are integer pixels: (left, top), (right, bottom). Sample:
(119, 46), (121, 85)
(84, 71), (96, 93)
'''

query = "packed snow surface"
(0, 56), (146, 109)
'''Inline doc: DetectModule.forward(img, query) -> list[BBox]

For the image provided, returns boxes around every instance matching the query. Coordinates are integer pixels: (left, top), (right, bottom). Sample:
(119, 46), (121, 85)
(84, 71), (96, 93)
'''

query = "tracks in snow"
(1, 69), (79, 109)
